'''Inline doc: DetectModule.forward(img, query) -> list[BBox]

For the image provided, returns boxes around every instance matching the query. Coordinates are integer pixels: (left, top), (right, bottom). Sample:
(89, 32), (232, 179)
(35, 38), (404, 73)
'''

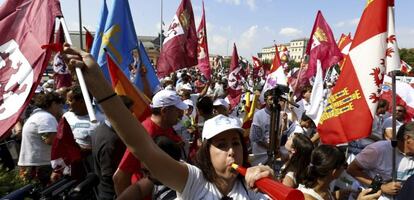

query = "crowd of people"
(1, 44), (413, 200)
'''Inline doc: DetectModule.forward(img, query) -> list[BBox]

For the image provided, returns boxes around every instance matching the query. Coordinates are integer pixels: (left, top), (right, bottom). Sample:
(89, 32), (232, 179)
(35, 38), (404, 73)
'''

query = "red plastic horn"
(231, 163), (304, 200)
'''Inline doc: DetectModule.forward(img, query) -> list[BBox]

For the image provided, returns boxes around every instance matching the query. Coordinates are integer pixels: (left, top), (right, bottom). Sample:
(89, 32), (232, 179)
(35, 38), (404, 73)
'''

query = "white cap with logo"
(202, 114), (244, 141)
(151, 89), (188, 110)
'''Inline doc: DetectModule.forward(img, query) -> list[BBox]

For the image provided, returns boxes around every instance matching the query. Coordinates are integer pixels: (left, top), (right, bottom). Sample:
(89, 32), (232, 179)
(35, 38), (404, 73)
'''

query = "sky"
(1, 0), (414, 58)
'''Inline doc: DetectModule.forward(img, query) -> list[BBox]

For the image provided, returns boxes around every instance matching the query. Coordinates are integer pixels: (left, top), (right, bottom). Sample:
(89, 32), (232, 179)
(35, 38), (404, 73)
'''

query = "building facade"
(260, 38), (309, 63)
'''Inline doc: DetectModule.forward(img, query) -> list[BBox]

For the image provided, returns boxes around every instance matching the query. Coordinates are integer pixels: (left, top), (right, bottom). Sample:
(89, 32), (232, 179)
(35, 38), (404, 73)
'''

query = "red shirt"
(117, 117), (182, 183)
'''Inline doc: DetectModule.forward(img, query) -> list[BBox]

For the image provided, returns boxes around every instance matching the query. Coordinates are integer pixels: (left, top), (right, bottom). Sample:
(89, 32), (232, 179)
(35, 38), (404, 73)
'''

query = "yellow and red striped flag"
(106, 52), (151, 121)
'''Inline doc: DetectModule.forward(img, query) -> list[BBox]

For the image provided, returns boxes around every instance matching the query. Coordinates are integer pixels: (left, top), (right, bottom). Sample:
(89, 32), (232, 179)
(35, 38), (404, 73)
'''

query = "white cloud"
(335, 18), (359, 28)
(215, 0), (241, 5)
(279, 27), (303, 37)
(209, 34), (229, 55)
(246, 0), (257, 10)
(239, 25), (258, 48)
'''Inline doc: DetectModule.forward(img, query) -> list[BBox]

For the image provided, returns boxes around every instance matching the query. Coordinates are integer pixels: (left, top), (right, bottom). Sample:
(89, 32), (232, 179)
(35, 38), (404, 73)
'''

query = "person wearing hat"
(213, 98), (230, 116)
(113, 89), (188, 195)
(61, 45), (274, 199)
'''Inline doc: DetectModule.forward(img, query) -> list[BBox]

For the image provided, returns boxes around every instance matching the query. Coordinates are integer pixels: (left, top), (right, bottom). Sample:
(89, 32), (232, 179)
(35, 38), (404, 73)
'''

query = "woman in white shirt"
(62, 46), (274, 200)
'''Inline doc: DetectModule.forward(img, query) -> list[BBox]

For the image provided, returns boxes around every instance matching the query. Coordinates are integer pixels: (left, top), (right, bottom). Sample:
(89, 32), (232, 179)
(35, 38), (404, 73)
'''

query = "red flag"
(106, 52), (151, 121)
(400, 60), (413, 75)
(305, 11), (343, 79)
(196, 1), (211, 80)
(157, 0), (197, 77)
(381, 75), (414, 121)
(252, 56), (264, 79)
(337, 33), (353, 68)
(337, 33), (352, 55)
(227, 44), (244, 109)
(0, 0), (61, 139)
(53, 21), (72, 89)
(51, 117), (82, 175)
(84, 27), (94, 53)
(317, 0), (388, 145)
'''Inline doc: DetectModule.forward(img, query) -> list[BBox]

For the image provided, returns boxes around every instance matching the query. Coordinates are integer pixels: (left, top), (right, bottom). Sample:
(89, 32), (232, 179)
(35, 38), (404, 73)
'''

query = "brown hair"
(194, 131), (248, 183)
(33, 92), (64, 110)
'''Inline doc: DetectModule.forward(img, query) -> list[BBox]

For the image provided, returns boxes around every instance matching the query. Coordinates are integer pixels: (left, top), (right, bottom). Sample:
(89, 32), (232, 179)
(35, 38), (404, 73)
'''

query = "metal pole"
(391, 71), (397, 181)
(160, 0), (163, 51)
(78, 0), (84, 50)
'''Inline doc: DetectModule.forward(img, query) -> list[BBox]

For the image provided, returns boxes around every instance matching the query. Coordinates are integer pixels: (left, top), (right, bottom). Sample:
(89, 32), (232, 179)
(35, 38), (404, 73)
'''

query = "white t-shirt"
(177, 163), (268, 200)
(63, 111), (105, 148)
(249, 108), (270, 166)
(18, 109), (58, 166)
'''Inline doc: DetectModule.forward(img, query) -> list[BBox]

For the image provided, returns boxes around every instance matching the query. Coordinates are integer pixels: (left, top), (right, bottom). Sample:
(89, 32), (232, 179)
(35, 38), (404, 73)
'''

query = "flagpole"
(160, 0), (163, 51)
(391, 71), (397, 182)
(60, 17), (97, 123)
(78, 0), (84, 50)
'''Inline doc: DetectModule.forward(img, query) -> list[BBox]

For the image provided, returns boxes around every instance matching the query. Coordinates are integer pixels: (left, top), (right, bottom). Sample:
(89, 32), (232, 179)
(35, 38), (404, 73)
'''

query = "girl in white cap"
(62, 45), (274, 199)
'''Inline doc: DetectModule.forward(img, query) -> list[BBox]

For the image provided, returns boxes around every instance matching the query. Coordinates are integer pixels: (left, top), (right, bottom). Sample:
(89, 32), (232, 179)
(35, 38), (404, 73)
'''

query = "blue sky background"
(1, 0), (413, 58)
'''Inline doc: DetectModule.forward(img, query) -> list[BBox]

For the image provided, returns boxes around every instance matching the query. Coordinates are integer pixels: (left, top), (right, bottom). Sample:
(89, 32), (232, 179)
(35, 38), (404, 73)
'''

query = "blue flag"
(134, 41), (160, 95)
(90, 0), (107, 59)
(95, 0), (138, 80)
(92, 0), (159, 93)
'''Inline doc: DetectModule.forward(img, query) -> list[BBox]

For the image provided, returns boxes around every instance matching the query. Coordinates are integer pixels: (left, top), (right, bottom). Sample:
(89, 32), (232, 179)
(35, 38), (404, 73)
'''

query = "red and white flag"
(252, 56), (264, 78)
(157, 0), (197, 77)
(53, 21), (72, 89)
(317, 0), (389, 145)
(401, 60), (413, 75)
(337, 33), (353, 56)
(0, 0), (61, 139)
(51, 117), (82, 175)
(260, 45), (287, 103)
(305, 11), (343, 79)
(385, 0), (401, 74)
(381, 75), (414, 121)
(227, 44), (244, 109)
(196, 1), (211, 80)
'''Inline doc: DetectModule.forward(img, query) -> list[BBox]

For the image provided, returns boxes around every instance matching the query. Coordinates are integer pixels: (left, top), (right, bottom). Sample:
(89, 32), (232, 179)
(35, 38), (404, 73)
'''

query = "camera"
(369, 174), (383, 194)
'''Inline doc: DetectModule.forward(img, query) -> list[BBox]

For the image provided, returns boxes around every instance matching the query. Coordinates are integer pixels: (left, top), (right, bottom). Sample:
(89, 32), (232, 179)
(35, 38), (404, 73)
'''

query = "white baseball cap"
(202, 114), (244, 141)
(213, 98), (230, 109)
(151, 89), (188, 110)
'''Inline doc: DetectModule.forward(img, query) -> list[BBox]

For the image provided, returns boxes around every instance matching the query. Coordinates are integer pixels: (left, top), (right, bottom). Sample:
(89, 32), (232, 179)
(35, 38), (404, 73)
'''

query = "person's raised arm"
(62, 45), (188, 193)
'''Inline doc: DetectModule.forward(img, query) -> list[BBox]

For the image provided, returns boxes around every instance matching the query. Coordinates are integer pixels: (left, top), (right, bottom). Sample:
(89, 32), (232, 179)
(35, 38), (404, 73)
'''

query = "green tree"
(400, 48), (414, 67)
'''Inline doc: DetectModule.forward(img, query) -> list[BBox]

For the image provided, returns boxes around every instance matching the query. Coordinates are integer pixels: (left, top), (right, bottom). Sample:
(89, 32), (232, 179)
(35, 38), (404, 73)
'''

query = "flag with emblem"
(196, 0), (211, 80)
(305, 11), (343, 79)
(157, 0), (198, 77)
(260, 44), (288, 103)
(227, 44), (244, 109)
(0, 0), (61, 139)
(317, 0), (388, 145)
(106, 52), (151, 121)
(385, 0), (401, 74)
(53, 21), (72, 89)
(381, 75), (414, 122)
(94, 0), (138, 81)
